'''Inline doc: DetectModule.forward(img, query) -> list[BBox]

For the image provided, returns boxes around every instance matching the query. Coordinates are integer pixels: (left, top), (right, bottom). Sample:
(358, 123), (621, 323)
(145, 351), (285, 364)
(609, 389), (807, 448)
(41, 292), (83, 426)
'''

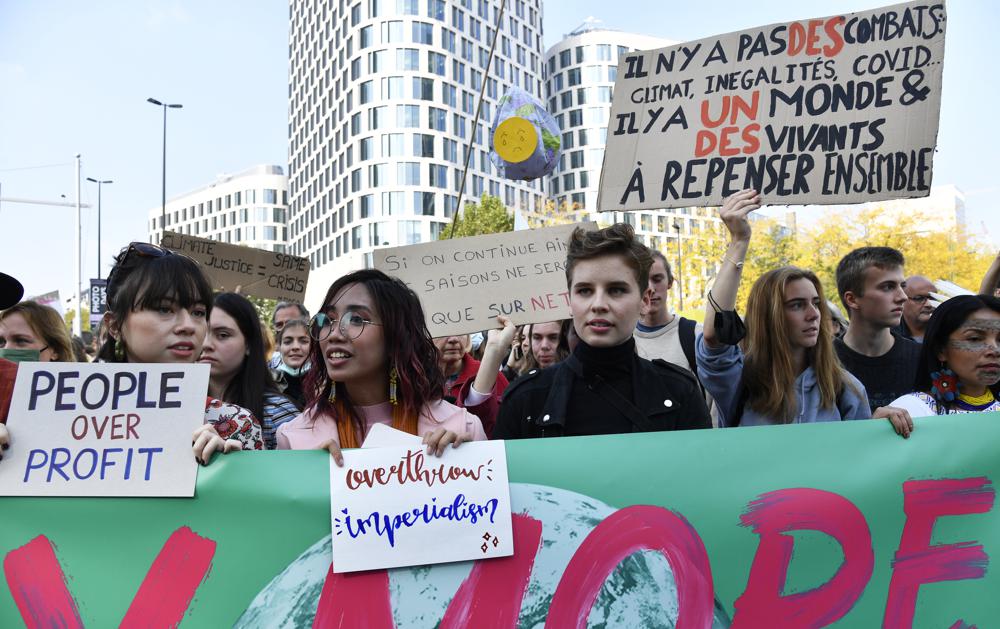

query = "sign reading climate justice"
(0, 363), (209, 497)
(330, 440), (513, 573)
(374, 223), (594, 337)
(161, 231), (311, 302)
(598, 0), (946, 210)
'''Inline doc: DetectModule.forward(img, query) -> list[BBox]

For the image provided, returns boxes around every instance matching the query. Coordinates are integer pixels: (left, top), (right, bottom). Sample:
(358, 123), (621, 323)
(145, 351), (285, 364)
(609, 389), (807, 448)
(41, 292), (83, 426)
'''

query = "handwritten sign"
(330, 441), (513, 573)
(598, 0), (946, 210)
(161, 231), (310, 302)
(374, 223), (594, 337)
(0, 363), (209, 497)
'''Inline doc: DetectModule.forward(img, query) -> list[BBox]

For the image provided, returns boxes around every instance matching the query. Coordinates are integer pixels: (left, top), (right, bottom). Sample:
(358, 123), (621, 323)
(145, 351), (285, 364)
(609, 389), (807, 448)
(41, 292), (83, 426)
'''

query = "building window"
(370, 221), (390, 246)
(567, 68), (581, 86)
(568, 109), (582, 127)
(368, 49), (386, 72)
(442, 138), (458, 163)
(429, 163), (447, 188)
(396, 0), (418, 14)
(415, 191), (435, 215)
(397, 162), (420, 185)
(369, 105), (386, 129)
(382, 132), (404, 156)
(360, 194), (374, 218)
(428, 51), (446, 76)
(264, 189), (278, 204)
(413, 77), (434, 100)
(369, 162), (386, 186)
(559, 49), (571, 68)
(413, 133), (434, 157)
(397, 104), (420, 127)
(397, 48), (419, 70)
(382, 191), (404, 215)
(383, 20), (403, 42)
(398, 220), (421, 245)
(359, 25), (373, 48)
(412, 21), (433, 44)
(428, 0), (445, 21)
(382, 76), (403, 98)
(597, 44), (612, 60)
(428, 107), (446, 131)
(359, 80), (373, 104)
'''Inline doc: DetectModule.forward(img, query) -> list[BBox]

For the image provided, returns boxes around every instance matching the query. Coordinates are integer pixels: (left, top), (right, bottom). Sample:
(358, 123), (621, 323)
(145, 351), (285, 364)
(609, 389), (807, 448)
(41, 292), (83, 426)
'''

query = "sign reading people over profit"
(598, 1), (946, 210)
(0, 363), (209, 497)
(330, 441), (513, 573)
(374, 223), (594, 337)
(160, 232), (310, 302)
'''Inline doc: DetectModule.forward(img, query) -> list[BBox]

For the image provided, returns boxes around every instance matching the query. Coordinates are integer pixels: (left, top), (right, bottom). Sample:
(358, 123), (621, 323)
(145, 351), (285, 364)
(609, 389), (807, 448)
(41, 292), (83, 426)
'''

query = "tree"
(63, 307), (91, 334)
(439, 194), (514, 239)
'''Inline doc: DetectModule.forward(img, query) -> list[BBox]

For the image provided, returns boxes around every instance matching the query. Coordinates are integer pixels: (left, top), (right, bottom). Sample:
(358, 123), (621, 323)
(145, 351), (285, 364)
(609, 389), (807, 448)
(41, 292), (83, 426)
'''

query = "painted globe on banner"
(489, 87), (561, 181)
(236, 483), (732, 627)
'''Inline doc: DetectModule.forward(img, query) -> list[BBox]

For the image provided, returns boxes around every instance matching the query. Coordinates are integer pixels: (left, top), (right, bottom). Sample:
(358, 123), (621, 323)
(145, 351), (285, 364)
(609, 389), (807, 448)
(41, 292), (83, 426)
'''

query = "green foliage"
(440, 194), (514, 239)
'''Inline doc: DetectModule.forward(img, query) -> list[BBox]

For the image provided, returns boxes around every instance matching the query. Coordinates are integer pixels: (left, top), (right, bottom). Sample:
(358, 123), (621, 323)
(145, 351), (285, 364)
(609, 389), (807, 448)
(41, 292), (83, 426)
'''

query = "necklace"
(958, 389), (995, 406)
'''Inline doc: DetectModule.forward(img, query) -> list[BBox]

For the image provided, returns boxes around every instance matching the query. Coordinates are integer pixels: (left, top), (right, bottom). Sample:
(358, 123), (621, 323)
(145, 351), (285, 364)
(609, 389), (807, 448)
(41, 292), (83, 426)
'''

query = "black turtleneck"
(564, 337), (637, 436)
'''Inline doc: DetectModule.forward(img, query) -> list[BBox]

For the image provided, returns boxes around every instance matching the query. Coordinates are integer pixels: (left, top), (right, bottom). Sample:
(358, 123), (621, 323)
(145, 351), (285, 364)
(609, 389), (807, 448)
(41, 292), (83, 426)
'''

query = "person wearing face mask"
(887, 295), (1000, 421)
(273, 318), (312, 408)
(696, 190), (872, 428)
(494, 224), (710, 439)
(275, 270), (485, 465)
(200, 293), (301, 450)
(0, 301), (74, 363)
(434, 322), (513, 437)
(0, 272), (25, 443)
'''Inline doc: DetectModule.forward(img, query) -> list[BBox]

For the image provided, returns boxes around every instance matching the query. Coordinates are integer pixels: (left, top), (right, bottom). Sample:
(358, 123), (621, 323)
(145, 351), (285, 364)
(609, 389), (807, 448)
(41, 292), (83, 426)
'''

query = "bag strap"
(678, 317), (698, 376)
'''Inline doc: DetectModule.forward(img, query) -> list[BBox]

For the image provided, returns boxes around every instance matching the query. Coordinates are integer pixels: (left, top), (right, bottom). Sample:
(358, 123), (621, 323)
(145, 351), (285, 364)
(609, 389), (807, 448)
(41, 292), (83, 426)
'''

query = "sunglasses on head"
(106, 242), (175, 295)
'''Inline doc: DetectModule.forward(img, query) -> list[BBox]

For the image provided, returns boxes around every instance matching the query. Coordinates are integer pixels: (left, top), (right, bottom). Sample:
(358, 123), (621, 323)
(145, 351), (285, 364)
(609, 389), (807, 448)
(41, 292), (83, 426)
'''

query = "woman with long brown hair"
(275, 270), (485, 463)
(696, 190), (871, 426)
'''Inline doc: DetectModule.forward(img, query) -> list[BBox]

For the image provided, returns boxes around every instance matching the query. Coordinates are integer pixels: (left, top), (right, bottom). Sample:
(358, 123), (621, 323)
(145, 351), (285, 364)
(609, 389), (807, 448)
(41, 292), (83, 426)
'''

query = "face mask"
(708, 291), (746, 346)
(0, 348), (41, 363)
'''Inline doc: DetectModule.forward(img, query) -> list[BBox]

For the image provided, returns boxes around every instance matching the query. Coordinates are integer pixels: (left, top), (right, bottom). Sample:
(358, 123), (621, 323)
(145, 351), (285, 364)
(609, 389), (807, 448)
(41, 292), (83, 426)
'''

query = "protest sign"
(599, 0), (946, 210)
(374, 223), (594, 337)
(160, 231), (310, 302)
(89, 279), (107, 328)
(330, 441), (512, 573)
(28, 290), (62, 315)
(3, 413), (1000, 625)
(0, 362), (209, 497)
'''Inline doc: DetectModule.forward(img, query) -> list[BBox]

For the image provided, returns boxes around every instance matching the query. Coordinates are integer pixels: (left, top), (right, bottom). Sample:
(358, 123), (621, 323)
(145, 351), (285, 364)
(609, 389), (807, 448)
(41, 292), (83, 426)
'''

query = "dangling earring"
(388, 367), (398, 406)
(327, 381), (337, 403)
(114, 338), (126, 361)
(930, 363), (959, 405)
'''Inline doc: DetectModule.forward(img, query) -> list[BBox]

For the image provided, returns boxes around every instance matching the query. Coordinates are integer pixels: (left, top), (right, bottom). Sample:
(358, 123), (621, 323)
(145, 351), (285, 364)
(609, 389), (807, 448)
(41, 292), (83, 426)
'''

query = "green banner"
(2, 413), (999, 627)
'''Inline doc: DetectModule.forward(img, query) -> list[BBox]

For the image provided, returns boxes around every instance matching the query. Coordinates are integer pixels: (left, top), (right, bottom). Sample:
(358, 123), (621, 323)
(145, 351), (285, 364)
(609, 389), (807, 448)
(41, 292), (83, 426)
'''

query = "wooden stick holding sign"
(160, 231), (310, 302)
(598, 0), (946, 211)
(374, 223), (594, 337)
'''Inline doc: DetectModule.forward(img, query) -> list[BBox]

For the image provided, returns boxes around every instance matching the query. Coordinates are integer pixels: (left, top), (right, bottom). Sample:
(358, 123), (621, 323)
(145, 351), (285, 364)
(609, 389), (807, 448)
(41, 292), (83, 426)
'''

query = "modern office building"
(147, 165), (289, 252)
(288, 0), (548, 305)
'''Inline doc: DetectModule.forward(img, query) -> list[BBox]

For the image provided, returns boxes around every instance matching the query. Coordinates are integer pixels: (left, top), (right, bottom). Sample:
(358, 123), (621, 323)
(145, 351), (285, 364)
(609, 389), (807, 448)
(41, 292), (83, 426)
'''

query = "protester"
(696, 190), (871, 427)
(501, 324), (529, 381)
(634, 249), (700, 377)
(523, 319), (570, 372)
(827, 300), (849, 339)
(834, 247), (922, 410)
(274, 318), (311, 408)
(895, 275), (937, 342)
(434, 321), (513, 436)
(0, 272), (24, 449)
(95, 242), (263, 461)
(980, 251), (1000, 297)
(269, 301), (310, 368)
(495, 223), (710, 439)
(889, 295), (1000, 419)
(275, 270), (485, 464)
(201, 293), (301, 449)
(0, 301), (74, 362)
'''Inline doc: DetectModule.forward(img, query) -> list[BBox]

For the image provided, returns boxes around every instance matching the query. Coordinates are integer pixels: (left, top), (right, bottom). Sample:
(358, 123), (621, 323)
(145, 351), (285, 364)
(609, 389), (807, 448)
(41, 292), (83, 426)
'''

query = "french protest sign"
(160, 231), (310, 302)
(2, 413), (1000, 625)
(598, 0), (946, 210)
(0, 363), (209, 497)
(374, 223), (595, 337)
(330, 440), (513, 573)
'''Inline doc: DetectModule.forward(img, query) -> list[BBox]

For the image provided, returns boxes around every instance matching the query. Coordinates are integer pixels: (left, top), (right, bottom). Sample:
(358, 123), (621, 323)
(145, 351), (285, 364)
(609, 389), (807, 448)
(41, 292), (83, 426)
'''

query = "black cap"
(0, 272), (24, 310)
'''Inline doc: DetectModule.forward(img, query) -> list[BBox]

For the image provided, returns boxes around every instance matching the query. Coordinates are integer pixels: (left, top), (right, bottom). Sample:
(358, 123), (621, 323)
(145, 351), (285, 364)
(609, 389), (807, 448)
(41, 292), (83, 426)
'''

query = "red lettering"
(804, 19), (824, 55)
(718, 127), (740, 157)
(546, 505), (714, 629)
(788, 22), (806, 55)
(695, 130), (717, 157)
(883, 478), (995, 628)
(732, 488), (873, 627)
(92, 415), (110, 439)
(824, 16), (846, 57)
(126, 414), (141, 439)
(545, 293), (558, 309)
(741, 123), (761, 154)
(110, 413), (126, 440)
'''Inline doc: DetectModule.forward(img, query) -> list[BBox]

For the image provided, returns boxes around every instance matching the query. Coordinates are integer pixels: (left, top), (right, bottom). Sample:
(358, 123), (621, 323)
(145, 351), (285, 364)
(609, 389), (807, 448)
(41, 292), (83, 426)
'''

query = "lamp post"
(146, 98), (183, 236)
(673, 221), (684, 312)
(86, 177), (112, 279)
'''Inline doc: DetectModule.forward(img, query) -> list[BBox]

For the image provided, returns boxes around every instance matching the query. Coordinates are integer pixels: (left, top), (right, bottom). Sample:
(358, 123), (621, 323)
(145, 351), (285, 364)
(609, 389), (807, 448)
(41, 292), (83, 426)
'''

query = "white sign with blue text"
(0, 363), (209, 497)
(330, 440), (513, 573)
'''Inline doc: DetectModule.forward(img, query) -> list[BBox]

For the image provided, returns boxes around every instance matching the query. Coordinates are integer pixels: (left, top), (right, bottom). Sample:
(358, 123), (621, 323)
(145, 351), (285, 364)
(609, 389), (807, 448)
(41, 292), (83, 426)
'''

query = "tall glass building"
(288, 0), (548, 304)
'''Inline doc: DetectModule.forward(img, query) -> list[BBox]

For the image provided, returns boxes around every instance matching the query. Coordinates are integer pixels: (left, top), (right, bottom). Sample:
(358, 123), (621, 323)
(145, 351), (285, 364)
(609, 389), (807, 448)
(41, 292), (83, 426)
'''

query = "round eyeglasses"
(309, 310), (382, 341)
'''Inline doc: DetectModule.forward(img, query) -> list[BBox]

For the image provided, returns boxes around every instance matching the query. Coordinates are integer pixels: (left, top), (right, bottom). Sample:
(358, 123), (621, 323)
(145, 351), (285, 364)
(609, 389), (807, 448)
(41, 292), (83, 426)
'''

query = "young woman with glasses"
(275, 269), (485, 464)
(98, 243), (263, 461)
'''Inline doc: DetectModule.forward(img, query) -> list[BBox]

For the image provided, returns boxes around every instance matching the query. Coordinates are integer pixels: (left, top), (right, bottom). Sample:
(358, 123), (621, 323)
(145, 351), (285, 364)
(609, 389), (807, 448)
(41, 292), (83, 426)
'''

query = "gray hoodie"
(695, 333), (872, 427)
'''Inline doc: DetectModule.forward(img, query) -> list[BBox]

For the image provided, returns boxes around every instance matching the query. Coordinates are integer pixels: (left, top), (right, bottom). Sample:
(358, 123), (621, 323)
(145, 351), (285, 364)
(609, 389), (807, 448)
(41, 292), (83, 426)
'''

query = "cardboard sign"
(599, 0), (946, 210)
(374, 223), (594, 337)
(89, 279), (107, 328)
(0, 363), (209, 497)
(160, 231), (310, 302)
(330, 440), (513, 573)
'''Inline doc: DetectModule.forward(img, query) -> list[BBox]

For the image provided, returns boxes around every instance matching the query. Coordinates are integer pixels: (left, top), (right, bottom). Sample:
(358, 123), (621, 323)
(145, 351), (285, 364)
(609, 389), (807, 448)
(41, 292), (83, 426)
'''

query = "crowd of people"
(1, 189), (1000, 465)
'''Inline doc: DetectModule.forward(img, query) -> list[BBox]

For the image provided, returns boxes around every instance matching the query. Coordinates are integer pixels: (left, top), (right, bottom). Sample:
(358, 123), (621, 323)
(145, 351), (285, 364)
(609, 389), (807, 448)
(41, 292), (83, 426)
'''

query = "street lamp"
(86, 177), (112, 279)
(673, 221), (684, 312)
(147, 97), (183, 237)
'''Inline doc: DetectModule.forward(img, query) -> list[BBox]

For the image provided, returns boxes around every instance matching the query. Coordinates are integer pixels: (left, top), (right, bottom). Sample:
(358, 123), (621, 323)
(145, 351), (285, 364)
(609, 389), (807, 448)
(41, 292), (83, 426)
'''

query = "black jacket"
(494, 342), (711, 439)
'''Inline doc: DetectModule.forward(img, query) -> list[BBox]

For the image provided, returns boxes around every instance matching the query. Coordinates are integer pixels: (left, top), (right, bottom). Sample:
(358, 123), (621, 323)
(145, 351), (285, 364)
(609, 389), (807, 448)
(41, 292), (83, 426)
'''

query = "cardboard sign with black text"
(598, 1), (946, 210)
(374, 223), (594, 337)
(161, 232), (310, 302)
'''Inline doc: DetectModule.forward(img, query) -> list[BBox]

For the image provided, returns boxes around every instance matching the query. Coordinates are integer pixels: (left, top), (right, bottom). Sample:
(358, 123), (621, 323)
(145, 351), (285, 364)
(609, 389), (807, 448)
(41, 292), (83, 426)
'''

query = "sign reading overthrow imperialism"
(161, 231), (310, 302)
(374, 223), (594, 337)
(599, 1), (946, 210)
(2, 413), (1000, 625)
